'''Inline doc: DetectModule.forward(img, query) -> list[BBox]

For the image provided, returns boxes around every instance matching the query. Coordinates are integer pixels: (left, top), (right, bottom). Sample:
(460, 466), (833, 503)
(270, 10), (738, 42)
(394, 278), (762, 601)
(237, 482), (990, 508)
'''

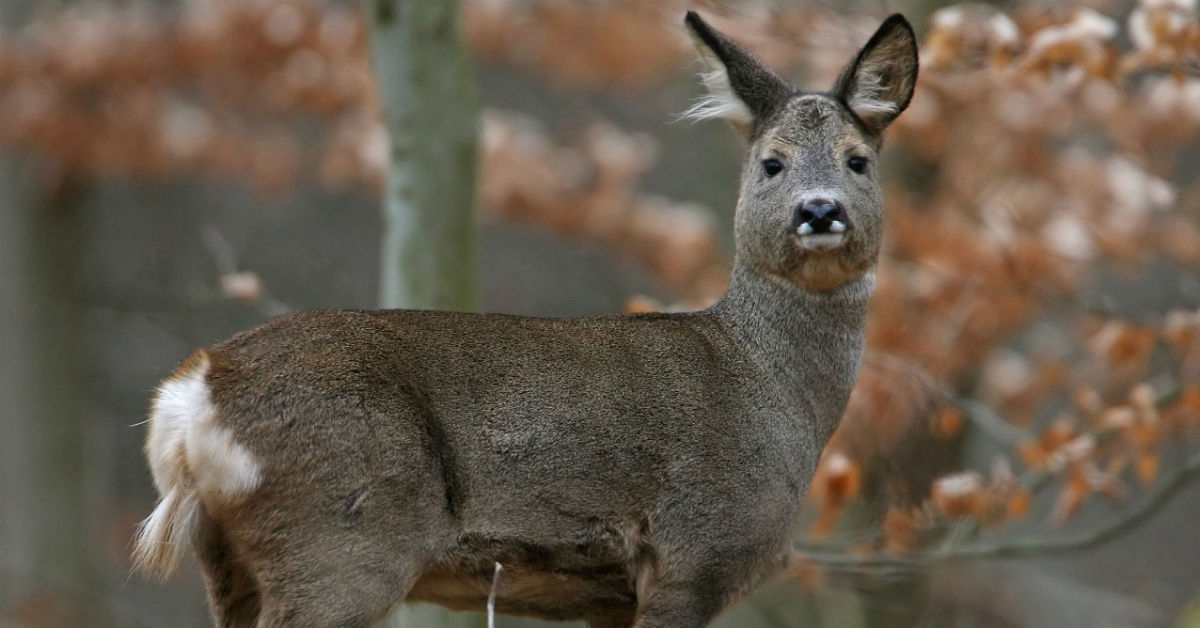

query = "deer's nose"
(794, 199), (849, 235)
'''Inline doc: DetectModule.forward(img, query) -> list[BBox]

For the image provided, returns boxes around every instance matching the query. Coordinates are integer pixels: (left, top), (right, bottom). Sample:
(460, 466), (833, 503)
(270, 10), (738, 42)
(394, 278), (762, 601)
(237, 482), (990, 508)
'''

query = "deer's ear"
(682, 11), (794, 136)
(832, 14), (919, 134)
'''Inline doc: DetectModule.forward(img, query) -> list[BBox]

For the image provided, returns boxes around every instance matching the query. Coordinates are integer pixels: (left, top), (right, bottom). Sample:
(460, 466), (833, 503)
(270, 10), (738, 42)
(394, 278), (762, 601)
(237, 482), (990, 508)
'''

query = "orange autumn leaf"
(933, 406), (965, 440)
(811, 451), (862, 504)
(807, 451), (861, 539)
(1130, 382), (1157, 412)
(1102, 405), (1137, 432)
(1180, 384), (1200, 416)
(624, 295), (662, 314)
(1040, 418), (1078, 451)
(1051, 471), (1090, 525)
(1136, 451), (1159, 486)
(1018, 417), (1082, 470)
(808, 508), (841, 540)
(1088, 320), (1156, 368)
(881, 507), (923, 554)
(931, 471), (985, 518)
(1006, 489), (1033, 520)
(788, 558), (826, 593)
(1073, 386), (1104, 416)
(1018, 439), (1049, 469)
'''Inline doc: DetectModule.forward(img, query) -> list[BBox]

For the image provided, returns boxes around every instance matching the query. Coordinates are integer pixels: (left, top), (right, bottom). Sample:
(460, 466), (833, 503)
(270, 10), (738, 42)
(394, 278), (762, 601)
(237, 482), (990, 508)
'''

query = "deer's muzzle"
(793, 198), (849, 235)
(793, 199), (850, 250)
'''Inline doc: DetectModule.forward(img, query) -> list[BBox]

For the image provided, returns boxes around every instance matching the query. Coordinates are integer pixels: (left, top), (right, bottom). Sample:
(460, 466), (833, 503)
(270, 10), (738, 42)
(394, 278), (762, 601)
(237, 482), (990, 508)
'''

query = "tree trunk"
(367, 0), (478, 312)
(0, 157), (97, 626)
(366, 0), (482, 625)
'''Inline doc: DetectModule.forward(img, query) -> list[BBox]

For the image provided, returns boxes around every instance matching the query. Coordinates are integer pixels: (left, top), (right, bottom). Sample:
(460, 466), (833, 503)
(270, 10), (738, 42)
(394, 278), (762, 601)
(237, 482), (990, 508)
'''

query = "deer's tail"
(132, 350), (262, 580)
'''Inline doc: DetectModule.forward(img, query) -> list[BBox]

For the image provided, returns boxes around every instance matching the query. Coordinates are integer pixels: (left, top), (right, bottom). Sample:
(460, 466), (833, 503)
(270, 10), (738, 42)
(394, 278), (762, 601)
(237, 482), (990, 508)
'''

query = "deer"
(133, 11), (918, 628)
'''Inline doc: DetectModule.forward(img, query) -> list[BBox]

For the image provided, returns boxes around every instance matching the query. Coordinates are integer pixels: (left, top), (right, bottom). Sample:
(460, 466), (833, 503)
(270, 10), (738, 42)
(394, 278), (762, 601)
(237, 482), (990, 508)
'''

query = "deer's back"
(203, 307), (794, 502)
(207, 311), (802, 515)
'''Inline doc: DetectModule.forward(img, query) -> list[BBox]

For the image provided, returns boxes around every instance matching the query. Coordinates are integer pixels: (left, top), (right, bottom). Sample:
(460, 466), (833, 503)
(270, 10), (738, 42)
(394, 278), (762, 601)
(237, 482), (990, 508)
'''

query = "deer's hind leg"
(586, 608), (637, 628)
(203, 377), (462, 626)
(196, 507), (261, 628)
(193, 502), (414, 628)
(236, 438), (459, 626)
(246, 504), (450, 628)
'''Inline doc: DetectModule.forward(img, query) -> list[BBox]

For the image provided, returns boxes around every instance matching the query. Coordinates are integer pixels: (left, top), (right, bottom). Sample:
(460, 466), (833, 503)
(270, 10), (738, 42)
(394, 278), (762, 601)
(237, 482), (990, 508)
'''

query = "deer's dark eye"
(762, 158), (783, 177)
(847, 156), (868, 174)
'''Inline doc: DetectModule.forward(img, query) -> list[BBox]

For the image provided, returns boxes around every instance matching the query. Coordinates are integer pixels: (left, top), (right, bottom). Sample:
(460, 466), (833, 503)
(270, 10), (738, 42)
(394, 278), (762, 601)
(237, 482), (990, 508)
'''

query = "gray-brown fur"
(133, 12), (918, 628)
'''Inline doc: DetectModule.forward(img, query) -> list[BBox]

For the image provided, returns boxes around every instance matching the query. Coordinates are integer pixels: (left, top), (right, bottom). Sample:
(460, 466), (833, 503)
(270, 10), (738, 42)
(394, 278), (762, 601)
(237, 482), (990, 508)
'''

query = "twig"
(200, 225), (290, 319)
(201, 225), (239, 277)
(951, 395), (1033, 446)
(795, 449), (1200, 574)
(487, 561), (503, 628)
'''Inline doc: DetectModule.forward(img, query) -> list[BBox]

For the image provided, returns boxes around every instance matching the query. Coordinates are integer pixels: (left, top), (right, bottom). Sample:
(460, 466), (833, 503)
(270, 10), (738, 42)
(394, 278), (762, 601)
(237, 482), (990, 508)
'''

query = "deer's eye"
(762, 158), (783, 177)
(847, 156), (868, 174)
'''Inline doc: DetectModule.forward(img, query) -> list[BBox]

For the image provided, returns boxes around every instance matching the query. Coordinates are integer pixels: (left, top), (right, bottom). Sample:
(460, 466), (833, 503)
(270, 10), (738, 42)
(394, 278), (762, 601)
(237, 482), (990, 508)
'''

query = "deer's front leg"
(633, 577), (727, 628)
(632, 536), (784, 628)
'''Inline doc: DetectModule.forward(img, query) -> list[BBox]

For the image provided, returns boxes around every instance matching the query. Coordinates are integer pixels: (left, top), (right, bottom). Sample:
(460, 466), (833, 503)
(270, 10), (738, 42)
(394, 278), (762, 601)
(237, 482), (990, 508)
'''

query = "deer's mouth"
(797, 232), (846, 251)
(793, 222), (850, 251)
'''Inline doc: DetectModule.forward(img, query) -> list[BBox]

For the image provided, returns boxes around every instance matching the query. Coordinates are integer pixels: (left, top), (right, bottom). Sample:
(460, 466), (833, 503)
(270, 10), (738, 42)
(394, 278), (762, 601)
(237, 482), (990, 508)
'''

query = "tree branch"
(952, 395), (1034, 446)
(795, 449), (1200, 574)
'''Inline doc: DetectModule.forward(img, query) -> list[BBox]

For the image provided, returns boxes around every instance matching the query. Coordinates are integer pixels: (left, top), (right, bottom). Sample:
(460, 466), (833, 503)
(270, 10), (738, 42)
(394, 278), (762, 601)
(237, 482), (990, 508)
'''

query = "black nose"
(794, 199), (848, 234)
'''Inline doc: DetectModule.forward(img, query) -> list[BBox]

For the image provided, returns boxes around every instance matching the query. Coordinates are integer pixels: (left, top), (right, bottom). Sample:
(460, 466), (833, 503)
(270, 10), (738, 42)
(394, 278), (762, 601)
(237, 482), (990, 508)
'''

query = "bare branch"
(795, 449), (1200, 574)
(951, 395), (1034, 446)
(200, 226), (290, 319)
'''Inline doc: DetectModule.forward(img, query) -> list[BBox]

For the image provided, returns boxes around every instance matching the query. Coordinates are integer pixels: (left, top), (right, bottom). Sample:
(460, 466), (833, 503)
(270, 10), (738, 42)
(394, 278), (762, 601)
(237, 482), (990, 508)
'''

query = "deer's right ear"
(682, 11), (793, 136)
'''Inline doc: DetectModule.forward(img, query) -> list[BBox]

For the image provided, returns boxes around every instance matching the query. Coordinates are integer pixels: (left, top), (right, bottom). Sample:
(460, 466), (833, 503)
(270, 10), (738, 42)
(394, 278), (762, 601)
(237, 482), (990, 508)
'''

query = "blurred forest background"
(1, 0), (1200, 626)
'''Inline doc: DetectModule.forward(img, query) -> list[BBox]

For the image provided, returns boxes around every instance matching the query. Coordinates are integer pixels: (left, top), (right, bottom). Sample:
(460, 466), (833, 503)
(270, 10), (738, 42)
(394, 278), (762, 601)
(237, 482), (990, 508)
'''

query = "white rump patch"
(186, 412), (262, 499)
(147, 353), (262, 503)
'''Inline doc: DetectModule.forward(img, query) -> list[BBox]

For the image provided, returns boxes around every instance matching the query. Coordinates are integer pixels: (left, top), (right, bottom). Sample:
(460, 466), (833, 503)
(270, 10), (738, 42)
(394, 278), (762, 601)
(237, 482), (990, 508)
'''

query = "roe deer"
(133, 11), (918, 628)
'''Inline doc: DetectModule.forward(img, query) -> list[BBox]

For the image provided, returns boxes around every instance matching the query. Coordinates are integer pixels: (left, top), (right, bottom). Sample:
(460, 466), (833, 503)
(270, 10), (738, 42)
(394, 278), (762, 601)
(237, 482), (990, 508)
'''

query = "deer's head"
(684, 12), (918, 292)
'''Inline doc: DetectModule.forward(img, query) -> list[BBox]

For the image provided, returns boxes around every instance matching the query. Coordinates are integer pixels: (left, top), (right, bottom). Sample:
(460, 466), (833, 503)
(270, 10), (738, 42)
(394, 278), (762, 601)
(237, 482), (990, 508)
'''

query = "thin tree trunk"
(367, 0), (478, 311)
(366, 1), (482, 625)
(0, 157), (96, 626)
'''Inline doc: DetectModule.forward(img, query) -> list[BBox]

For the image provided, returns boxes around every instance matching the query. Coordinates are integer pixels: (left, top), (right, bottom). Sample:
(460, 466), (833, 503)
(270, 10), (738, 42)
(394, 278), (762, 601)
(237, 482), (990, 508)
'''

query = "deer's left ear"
(833, 14), (919, 134)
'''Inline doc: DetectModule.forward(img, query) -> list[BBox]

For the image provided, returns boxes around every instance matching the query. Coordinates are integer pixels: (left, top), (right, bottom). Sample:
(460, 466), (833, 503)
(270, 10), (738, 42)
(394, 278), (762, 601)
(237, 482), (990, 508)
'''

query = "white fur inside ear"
(847, 67), (900, 118)
(680, 66), (753, 125)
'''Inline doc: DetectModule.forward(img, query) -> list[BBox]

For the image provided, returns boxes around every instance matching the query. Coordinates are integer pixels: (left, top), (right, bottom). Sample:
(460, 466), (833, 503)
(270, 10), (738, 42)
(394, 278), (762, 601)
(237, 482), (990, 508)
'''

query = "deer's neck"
(711, 262), (872, 442)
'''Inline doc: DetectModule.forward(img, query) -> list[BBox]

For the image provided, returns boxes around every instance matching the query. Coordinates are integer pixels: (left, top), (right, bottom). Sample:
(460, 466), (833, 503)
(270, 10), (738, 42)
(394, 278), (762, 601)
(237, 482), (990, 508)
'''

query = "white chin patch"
(798, 232), (845, 251)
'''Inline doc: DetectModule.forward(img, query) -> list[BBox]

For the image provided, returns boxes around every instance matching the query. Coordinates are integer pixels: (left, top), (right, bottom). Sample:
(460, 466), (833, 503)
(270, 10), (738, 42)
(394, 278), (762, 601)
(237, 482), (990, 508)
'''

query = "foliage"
(1, 0), (1199, 623)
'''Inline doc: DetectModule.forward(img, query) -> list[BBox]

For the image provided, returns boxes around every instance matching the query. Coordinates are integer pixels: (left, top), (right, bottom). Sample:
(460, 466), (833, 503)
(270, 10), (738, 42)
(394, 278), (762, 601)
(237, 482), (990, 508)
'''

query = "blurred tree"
(367, 0), (478, 311)
(366, 0), (481, 626)
(0, 160), (97, 625)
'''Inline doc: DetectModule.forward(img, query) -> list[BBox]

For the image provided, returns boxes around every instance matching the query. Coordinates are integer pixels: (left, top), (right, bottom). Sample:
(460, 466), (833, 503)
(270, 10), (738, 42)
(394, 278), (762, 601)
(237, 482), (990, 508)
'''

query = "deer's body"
(134, 12), (917, 628)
